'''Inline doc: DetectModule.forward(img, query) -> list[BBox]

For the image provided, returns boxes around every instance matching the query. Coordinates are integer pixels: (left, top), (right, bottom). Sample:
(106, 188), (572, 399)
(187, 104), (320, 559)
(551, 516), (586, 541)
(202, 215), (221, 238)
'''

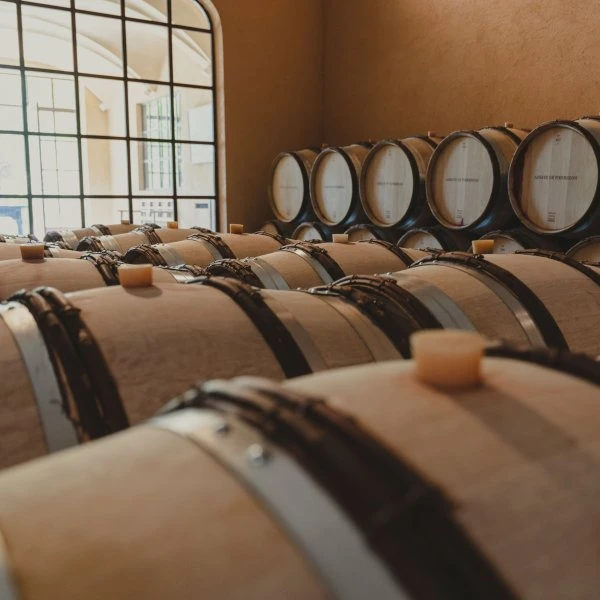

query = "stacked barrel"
(266, 119), (600, 261)
(0, 116), (599, 599)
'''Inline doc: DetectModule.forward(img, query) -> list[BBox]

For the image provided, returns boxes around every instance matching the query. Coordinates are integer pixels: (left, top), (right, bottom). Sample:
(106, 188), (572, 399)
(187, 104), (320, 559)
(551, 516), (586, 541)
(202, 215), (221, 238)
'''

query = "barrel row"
(271, 116), (600, 241)
(0, 335), (599, 598)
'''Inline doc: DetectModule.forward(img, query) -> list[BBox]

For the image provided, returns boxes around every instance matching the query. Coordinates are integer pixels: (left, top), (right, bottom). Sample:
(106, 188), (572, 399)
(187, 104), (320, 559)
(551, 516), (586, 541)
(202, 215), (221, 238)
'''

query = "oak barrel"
(310, 143), (373, 227)
(567, 235), (600, 263)
(259, 220), (294, 239)
(397, 226), (472, 251)
(292, 221), (332, 242)
(359, 135), (439, 228)
(44, 222), (139, 249)
(508, 117), (600, 237)
(426, 125), (528, 233)
(0, 233), (38, 244)
(268, 148), (319, 223)
(0, 277), (403, 467)
(0, 344), (598, 599)
(121, 231), (285, 267)
(0, 244), (81, 262)
(203, 240), (427, 289)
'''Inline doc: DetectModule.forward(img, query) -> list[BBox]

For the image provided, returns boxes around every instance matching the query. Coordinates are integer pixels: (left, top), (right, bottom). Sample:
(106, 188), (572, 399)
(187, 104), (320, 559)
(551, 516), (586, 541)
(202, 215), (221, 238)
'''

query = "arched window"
(0, 0), (219, 236)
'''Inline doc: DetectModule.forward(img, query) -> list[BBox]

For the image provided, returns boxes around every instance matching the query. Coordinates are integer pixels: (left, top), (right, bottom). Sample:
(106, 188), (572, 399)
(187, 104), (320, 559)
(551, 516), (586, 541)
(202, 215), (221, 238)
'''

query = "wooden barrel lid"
(397, 228), (444, 250)
(509, 120), (600, 235)
(566, 235), (600, 262)
(292, 221), (330, 242)
(269, 153), (308, 222)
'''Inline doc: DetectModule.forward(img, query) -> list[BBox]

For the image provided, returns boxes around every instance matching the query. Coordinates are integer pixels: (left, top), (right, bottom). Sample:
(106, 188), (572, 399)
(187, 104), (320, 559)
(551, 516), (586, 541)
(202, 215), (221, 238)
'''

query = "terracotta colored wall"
(212, 0), (323, 230)
(323, 0), (600, 144)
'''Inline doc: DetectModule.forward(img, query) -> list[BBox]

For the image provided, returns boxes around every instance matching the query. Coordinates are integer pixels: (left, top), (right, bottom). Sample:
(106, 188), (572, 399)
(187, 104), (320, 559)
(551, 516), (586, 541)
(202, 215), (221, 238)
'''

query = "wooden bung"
(167, 221), (179, 229)
(472, 239), (495, 254)
(19, 244), (45, 260)
(504, 122), (514, 128)
(229, 223), (244, 234)
(410, 330), (485, 389)
(427, 131), (438, 137)
(121, 219), (130, 225)
(118, 264), (153, 288)
(332, 234), (350, 244)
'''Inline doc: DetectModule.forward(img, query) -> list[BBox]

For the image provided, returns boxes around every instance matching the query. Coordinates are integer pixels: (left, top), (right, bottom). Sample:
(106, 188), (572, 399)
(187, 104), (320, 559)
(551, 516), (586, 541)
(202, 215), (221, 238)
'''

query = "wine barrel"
(310, 143), (373, 227)
(0, 233), (38, 244)
(44, 222), (140, 249)
(508, 117), (600, 237)
(121, 231), (285, 267)
(203, 240), (427, 290)
(381, 251), (599, 356)
(0, 244), (81, 262)
(475, 229), (562, 254)
(359, 135), (439, 228)
(426, 125), (529, 233)
(344, 223), (396, 242)
(258, 220), (294, 240)
(0, 255), (205, 300)
(76, 225), (207, 253)
(567, 235), (600, 263)
(0, 277), (403, 468)
(268, 148), (319, 223)
(397, 226), (472, 251)
(0, 342), (598, 600)
(292, 221), (332, 241)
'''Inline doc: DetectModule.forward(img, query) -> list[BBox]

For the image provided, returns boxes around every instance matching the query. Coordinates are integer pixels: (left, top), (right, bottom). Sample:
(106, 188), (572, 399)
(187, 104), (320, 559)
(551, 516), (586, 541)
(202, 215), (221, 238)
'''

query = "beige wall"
(212, 0), (323, 231)
(323, 0), (600, 144)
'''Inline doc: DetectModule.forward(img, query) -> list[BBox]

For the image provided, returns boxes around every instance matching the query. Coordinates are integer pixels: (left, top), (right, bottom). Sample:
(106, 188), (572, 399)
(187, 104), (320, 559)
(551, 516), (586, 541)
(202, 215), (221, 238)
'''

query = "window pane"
(76, 0), (121, 16)
(172, 29), (212, 86)
(133, 198), (173, 228)
(176, 86), (213, 142)
(0, 69), (23, 131)
(0, 199), (29, 235)
(128, 83), (172, 139)
(76, 14), (124, 77)
(172, 1), (211, 30)
(33, 197), (82, 238)
(29, 135), (80, 195)
(126, 22), (169, 82)
(177, 198), (216, 230)
(0, 135), (28, 195)
(82, 138), (128, 195)
(22, 6), (74, 72)
(26, 74), (77, 134)
(36, 0), (71, 8)
(0, 2), (20, 66)
(84, 197), (129, 226)
(177, 143), (214, 196)
(125, 0), (167, 22)
(80, 77), (126, 137)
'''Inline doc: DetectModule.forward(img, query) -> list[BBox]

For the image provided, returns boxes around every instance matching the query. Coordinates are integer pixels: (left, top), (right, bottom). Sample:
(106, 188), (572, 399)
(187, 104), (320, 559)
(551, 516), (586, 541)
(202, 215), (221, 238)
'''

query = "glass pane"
(29, 135), (80, 195)
(128, 82), (171, 139)
(133, 197), (174, 228)
(76, 0), (121, 16)
(0, 2), (20, 66)
(172, 29), (212, 86)
(177, 143), (214, 196)
(126, 22), (169, 82)
(26, 74), (77, 134)
(82, 138), (128, 195)
(130, 140), (175, 196)
(84, 197), (129, 226)
(0, 200), (29, 236)
(0, 135), (27, 195)
(176, 86), (213, 142)
(125, 0), (167, 22)
(177, 198), (215, 230)
(33, 197), (82, 238)
(172, 1), (211, 30)
(76, 14), (124, 77)
(80, 77), (126, 137)
(22, 6), (74, 72)
(36, 0), (71, 7)
(0, 69), (23, 131)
